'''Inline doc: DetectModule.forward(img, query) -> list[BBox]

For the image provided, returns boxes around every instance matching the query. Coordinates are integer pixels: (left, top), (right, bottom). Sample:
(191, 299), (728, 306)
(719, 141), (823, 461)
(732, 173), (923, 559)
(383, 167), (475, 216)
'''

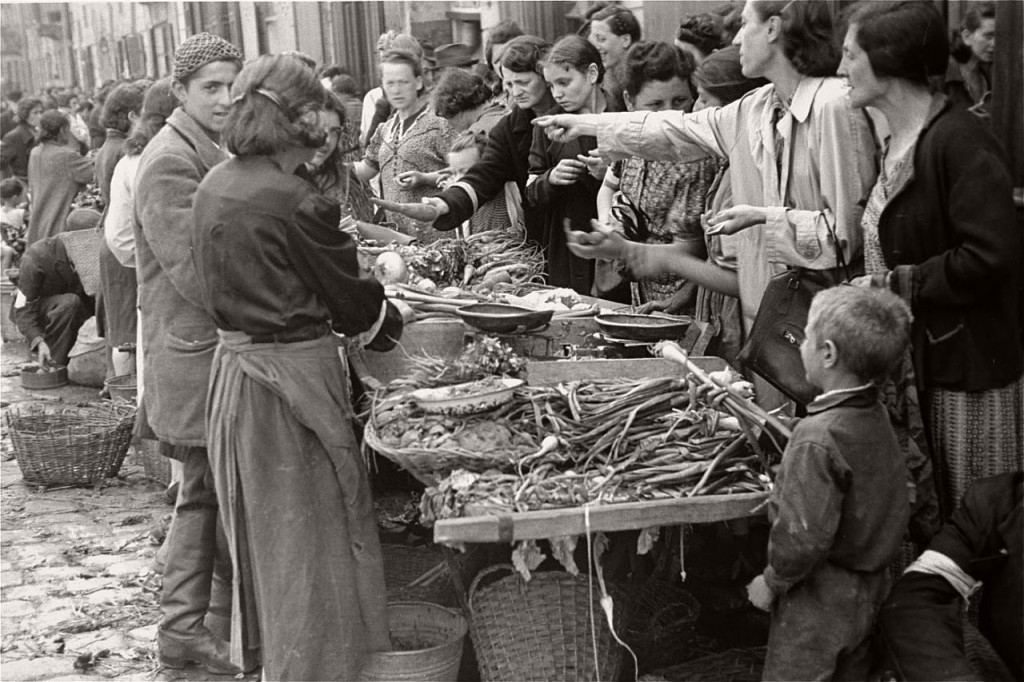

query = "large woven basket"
(382, 543), (457, 607)
(5, 401), (135, 487)
(363, 420), (521, 487)
(468, 565), (625, 682)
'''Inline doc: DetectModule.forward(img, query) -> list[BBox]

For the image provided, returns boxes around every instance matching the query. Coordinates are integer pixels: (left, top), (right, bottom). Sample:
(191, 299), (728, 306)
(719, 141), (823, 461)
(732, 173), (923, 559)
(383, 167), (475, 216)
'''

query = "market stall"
(361, 321), (784, 680)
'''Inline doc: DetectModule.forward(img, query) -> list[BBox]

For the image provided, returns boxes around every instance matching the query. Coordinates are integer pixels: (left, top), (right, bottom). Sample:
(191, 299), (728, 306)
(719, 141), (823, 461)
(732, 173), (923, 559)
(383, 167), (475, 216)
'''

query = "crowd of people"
(0, 0), (1020, 680)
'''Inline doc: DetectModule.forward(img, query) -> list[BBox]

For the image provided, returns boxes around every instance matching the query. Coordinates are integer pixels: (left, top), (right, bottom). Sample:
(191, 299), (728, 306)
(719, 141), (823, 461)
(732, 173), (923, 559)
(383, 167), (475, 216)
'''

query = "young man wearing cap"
(132, 33), (250, 676)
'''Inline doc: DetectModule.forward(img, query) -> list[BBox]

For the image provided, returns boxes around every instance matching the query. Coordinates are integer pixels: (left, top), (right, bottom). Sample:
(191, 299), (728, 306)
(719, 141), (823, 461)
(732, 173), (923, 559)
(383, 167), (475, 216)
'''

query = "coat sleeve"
(14, 246), (48, 347)
(66, 149), (95, 185)
(287, 192), (402, 348)
(893, 134), (1018, 308)
(763, 436), (850, 595)
(436, 117), (515, 229)
(763, 95), (874, 271)
(134, 149), (208, 309)
(594, 106), (732, 164)
(525, 124), (563, 208)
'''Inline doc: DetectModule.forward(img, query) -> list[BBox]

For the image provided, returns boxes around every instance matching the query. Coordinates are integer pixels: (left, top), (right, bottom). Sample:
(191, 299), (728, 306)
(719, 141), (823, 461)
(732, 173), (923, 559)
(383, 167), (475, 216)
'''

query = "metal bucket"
(104, 373), (137, 402)
(360, 601), (467, 682)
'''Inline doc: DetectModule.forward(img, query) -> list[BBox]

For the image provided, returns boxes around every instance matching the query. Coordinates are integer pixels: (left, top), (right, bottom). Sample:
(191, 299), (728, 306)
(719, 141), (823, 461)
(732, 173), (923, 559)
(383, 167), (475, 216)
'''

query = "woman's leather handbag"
(737, 224), (850, 406)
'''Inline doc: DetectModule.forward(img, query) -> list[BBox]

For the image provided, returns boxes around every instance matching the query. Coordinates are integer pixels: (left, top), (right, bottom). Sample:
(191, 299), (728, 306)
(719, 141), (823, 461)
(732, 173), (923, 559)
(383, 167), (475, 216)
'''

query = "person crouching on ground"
(193, 54), (408, 681)
(132, 32), (249, 676)
(746, 286), (913, 680)
(13, 209), (101, 368)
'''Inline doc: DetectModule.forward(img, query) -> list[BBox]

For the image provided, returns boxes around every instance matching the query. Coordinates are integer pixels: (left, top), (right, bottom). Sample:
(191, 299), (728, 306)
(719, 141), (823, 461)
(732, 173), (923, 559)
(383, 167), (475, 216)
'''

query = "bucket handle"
(467, 563), (518, 613)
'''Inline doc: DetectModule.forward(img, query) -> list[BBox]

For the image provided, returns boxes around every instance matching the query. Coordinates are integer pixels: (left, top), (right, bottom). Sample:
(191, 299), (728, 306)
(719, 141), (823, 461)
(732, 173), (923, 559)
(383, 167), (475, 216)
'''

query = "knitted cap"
(173, 32), (243, 82)
(142, 77), (178, 118)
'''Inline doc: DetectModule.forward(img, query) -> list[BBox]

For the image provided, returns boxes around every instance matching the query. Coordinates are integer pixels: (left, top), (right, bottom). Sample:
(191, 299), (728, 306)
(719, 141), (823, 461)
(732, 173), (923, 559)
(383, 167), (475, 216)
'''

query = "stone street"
(1, 339), (256, 682)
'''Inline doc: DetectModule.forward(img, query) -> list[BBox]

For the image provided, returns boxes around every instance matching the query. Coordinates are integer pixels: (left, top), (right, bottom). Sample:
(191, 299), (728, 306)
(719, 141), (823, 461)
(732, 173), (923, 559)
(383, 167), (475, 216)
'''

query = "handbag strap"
(823, 213), (851, 282)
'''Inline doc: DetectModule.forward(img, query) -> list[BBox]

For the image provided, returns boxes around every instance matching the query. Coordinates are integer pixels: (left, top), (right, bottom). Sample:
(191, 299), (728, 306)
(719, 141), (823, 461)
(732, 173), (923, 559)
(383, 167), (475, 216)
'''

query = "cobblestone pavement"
(1, 340), (256, 681)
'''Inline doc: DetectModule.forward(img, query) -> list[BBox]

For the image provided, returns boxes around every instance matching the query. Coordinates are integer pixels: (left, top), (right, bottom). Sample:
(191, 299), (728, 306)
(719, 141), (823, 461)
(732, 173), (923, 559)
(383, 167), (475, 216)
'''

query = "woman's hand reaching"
(370, 197), (448, 224)
(565, 219), (630, 261)
(705, 205), (767, 236)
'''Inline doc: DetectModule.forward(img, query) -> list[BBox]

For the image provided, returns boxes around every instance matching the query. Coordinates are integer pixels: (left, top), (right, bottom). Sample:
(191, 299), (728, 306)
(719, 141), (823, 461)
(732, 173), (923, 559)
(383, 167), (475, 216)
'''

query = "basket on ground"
(5, 401), (136, 487)
(360, 601), (467, 682)
(623, 578), (701, 672)
(104, 373), (137, 402)
(468, 565), (625, 681)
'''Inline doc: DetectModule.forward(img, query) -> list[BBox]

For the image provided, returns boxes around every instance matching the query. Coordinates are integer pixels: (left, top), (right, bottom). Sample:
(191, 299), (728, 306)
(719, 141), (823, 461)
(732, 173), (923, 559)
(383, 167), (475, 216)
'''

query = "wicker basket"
(5, 401), (136, 487)
(623, 578), (701, 672)
(134, 438), (172, 486)
(363, 420), (522, 487)
(468, 565), (625, 682)
(361, 601), (468, 682)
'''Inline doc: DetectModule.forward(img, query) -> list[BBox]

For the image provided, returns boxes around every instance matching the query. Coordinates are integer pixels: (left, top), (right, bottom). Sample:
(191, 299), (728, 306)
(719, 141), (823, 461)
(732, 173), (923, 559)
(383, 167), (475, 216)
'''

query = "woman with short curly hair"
(194, 53), (405, 681)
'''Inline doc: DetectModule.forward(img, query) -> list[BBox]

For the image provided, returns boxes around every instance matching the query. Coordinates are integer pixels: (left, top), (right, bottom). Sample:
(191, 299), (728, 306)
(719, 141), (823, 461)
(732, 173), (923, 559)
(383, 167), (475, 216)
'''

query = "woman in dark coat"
(526, 34), (620, 299)
(840, 1), (1022, 515)
(194, 54), (405, 680)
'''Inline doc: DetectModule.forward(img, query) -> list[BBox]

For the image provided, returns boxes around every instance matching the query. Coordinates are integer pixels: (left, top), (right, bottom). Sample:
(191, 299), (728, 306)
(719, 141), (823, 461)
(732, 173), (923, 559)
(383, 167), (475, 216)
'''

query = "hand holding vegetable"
(746, 575), (774, 612)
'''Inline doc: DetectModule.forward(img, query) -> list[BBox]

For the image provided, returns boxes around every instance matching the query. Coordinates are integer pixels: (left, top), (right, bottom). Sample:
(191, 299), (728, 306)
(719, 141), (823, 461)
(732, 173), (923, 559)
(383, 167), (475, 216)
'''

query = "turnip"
(373, 252), (408, 285)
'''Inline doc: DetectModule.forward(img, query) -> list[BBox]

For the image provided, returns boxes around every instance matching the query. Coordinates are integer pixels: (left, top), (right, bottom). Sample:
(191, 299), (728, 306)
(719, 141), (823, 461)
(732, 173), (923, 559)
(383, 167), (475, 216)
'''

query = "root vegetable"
(373, 252), (408, 285)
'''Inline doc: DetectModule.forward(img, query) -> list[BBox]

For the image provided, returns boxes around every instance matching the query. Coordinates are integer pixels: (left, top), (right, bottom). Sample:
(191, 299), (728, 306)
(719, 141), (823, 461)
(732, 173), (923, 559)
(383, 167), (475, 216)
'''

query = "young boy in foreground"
(747, 286), (912, 680)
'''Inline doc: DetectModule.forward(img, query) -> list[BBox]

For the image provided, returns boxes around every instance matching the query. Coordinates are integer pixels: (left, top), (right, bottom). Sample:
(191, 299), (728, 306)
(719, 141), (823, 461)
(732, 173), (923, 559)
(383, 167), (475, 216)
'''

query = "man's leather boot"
(157, 626), (247, 675)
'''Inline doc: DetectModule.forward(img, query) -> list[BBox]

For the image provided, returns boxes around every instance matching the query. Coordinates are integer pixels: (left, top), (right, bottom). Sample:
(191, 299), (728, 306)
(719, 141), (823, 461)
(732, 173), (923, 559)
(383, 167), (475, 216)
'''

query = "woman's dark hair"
(471, 63), (502, 97)
(16, 98), (41, 123)
(381, 48), (423, 79)
(101, 81), (147, 133)
(590, 6), (641, 42)
(307, 91), (351, 194)
(1, 178), (24, 201)
(432, 69), (492, 119)
(223, 54), (328, 157)
(714, 2), (744, 43)
(544, 34), (605, 85)
(950, 2), (994, 63)
(623, 41), (695, 98)
(485, 20), (524, 67)
(330, 74), (360, 97)
(36, 110), (68, 142)
(124, 78), (177, 156)
(847, 1), (948, 86)
(55, 92), (77, 109)
(693, 45), (769, 104)
(750, 0), (840, 77)
(676, 14), (726, 57)
(500, 35), (552, 75)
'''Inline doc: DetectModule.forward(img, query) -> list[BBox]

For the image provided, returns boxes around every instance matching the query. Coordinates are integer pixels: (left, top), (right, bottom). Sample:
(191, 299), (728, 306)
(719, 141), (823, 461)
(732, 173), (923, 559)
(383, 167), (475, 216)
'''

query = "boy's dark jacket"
(765, 385), (909, 595)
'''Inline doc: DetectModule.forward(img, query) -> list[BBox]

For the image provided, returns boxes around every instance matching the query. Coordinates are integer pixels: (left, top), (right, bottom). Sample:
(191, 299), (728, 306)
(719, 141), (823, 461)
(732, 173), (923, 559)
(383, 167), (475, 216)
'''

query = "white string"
(585, 504), (639, 681)
(679, 524), (687, 583)
(585, 505), (601, 681)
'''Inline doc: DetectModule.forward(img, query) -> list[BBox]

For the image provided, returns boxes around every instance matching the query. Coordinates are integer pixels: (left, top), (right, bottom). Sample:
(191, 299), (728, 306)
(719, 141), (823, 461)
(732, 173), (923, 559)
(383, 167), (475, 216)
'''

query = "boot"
(158, 627), (251, 675)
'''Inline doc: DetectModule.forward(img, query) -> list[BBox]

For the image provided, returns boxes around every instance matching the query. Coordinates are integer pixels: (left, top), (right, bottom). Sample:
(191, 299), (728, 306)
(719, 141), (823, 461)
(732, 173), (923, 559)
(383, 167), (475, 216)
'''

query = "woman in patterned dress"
(840, 1), (1022, 516)
(596, 41), (720, 315)
(353, 49), (454, 243)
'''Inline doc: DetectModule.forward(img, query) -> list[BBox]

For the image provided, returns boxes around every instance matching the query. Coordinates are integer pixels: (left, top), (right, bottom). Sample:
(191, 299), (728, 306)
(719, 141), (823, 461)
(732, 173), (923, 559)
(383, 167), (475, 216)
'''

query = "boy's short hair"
(808, 286), (912, 382)
(1, 178), (24, 201)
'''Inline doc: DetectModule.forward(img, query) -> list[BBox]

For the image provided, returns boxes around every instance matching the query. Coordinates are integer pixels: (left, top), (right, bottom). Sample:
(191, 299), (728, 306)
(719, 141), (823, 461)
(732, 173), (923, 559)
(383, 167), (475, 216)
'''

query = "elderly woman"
(839, 0), (1022, 515)
(193, 54), (406, 680)
(543, 0), (876, 407)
